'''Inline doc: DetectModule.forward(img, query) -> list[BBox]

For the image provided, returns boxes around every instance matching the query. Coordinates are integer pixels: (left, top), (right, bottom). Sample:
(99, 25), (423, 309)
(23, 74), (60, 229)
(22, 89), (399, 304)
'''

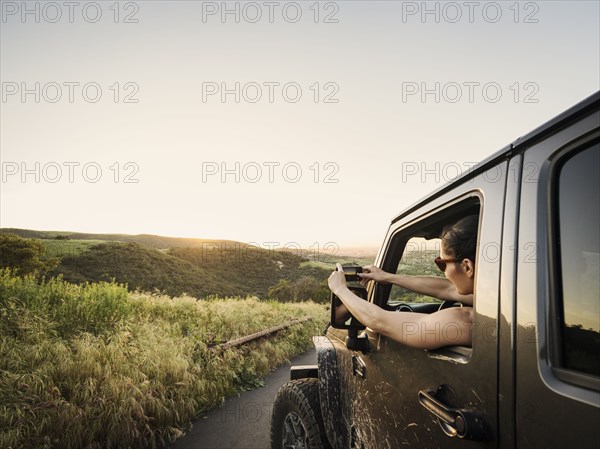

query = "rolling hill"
(0, 228), (238, 250)
(0, 228), (376, 301)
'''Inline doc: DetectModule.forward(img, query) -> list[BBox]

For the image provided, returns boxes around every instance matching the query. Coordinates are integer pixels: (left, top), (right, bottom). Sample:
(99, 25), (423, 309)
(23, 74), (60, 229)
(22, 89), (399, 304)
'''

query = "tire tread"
(271, 378), (332, 449)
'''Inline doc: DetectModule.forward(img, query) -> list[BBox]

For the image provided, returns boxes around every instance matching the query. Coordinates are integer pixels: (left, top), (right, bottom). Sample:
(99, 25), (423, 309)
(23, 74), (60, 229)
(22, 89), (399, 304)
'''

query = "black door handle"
(418, 389), (486, 440)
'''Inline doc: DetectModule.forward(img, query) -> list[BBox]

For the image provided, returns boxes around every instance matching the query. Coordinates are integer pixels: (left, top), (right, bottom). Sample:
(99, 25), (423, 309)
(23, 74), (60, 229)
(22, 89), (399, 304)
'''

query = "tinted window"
(557, 143), (600, 377)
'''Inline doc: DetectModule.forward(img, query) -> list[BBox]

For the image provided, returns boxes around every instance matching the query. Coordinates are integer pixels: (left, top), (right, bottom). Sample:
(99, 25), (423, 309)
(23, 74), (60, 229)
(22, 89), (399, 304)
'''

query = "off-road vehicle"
(271, 91), (600, 449)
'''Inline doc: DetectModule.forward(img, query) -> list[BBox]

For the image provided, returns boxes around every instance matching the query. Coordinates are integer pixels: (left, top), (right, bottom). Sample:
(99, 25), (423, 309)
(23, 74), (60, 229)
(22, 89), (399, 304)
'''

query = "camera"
(340, 265), (363, 282)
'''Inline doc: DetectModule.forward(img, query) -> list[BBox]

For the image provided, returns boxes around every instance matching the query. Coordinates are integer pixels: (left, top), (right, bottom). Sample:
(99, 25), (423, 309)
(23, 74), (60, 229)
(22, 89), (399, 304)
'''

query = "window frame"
(547, 132), (600, 391)
(375, 193), (482, 307)
(369, 193), (482, 359)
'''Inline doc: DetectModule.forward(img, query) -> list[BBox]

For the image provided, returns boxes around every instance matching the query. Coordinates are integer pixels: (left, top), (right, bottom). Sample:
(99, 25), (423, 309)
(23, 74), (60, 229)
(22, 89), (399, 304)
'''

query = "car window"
(388, 237), (444, 307)
(379, 198), (480, 313)
(556, 142), (600, 378)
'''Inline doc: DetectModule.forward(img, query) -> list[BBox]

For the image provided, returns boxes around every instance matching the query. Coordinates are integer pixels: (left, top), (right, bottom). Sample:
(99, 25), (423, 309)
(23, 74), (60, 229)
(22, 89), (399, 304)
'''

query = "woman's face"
(440, 244), (475, 295)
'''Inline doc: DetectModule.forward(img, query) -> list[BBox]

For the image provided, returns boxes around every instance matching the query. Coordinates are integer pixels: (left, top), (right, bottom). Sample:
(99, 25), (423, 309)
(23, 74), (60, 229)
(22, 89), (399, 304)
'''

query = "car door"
(514, 106), (600, 448)
(347, 162), (507, 449)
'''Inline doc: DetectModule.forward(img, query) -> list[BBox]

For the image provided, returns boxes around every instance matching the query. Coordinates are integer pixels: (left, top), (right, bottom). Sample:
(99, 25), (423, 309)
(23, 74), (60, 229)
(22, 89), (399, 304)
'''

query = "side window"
(556, 142), (600, 378)
(388, 237), (444, 307)
(379, 198), (481, 316)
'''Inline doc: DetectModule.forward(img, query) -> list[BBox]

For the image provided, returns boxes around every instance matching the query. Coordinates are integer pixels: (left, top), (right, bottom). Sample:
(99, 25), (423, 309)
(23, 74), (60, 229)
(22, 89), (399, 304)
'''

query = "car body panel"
(301, 92), (600, 449)
(515, 110), (600, 449)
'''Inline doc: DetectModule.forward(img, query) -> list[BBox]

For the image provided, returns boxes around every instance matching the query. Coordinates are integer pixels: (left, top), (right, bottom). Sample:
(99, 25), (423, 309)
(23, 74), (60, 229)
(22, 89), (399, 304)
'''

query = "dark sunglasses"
(434, 257), (460, 272)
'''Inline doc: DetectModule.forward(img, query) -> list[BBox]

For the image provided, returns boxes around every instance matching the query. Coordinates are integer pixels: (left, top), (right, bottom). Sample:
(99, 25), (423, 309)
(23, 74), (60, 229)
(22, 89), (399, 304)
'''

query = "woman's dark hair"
(440, 215), (479, 263)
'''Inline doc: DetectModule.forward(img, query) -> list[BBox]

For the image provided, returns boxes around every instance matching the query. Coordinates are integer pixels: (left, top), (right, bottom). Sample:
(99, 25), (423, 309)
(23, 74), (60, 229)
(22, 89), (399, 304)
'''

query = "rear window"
(555, 142), (600, 377)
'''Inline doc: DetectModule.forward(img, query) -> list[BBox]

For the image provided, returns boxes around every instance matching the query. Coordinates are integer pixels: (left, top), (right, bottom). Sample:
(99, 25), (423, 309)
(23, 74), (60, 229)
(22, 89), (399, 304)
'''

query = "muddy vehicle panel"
(271, 92), (600, 449)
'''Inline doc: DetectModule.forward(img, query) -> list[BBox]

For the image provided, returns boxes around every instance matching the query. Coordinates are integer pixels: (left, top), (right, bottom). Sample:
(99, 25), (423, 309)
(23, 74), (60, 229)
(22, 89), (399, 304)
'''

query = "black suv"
(271, 92), (600, 449)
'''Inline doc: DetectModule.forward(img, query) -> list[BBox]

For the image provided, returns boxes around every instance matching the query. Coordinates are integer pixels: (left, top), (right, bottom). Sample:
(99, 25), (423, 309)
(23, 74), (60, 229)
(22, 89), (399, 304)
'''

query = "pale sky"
(1, 0), (599, 249)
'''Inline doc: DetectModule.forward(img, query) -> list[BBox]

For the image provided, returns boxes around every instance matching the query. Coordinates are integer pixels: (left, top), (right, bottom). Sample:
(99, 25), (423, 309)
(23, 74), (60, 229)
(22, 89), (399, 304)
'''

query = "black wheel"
(271, 378), (331, 449)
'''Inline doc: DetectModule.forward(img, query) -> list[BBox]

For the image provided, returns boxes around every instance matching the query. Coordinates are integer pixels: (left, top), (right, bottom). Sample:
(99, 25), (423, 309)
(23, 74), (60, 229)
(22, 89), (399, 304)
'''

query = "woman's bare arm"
(378, 306), (473, 349)
(331, 283), (473, 349)
(359, 265), (473, 305)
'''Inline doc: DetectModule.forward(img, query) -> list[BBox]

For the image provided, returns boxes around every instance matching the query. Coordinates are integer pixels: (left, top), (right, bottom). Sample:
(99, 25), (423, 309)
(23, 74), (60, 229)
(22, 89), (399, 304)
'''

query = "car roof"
(392, 90), (600, 224)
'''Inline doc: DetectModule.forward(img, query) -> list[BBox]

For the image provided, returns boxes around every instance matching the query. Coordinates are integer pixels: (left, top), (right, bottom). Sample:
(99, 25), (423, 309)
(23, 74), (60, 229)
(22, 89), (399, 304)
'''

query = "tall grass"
(0, 269), (327, 449)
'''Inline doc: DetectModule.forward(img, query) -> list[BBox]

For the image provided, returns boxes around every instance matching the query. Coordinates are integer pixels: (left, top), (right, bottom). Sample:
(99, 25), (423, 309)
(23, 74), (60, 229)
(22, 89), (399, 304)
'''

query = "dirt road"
(169, 348), (317, 449)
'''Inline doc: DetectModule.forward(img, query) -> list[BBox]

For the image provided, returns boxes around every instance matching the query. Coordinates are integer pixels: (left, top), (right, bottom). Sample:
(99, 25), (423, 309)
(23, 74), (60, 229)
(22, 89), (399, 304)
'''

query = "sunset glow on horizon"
(1, 1), (599, 247)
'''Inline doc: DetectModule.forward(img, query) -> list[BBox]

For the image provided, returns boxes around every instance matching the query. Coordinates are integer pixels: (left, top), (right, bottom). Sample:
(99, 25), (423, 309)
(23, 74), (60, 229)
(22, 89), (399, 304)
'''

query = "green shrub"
(0, 234), (59, 276)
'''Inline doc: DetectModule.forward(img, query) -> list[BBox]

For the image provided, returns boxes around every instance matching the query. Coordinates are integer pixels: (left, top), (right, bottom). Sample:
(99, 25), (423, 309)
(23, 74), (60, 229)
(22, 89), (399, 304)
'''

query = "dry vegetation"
(0, 269), (328, 449)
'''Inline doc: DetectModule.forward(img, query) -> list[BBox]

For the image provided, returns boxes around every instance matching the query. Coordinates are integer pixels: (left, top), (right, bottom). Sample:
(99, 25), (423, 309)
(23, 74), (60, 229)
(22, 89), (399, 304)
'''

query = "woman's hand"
(328, 263), (348, 296)
(358, 265), (391, 285)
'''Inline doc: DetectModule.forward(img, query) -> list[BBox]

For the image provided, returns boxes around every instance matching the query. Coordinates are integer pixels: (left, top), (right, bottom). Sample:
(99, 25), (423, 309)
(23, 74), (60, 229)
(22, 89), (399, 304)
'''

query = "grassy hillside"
(1, 228), (244, 250)
(52, 242), (227, 298)
(1, 230), (340, 301)
(0, 228), (379, 258)
(43, 239), (107, 258)
(168, 245), (332, 298)
(1, 229), (371, 301)
(0, 269), (328, 449)
(389, 249), (446, 303)
(48, 241), (333, 300)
